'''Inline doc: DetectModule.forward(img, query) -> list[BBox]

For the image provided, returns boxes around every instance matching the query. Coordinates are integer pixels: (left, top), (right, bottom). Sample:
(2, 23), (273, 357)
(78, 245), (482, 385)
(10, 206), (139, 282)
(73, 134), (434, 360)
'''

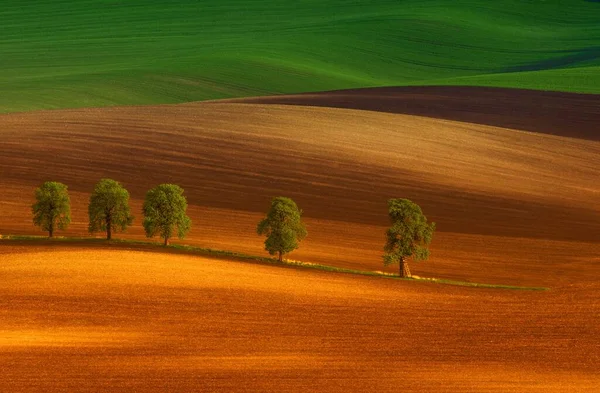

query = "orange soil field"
(1, 244), (599, 392)
(1, 101), (599, 283)
(1, 95), (599, 391)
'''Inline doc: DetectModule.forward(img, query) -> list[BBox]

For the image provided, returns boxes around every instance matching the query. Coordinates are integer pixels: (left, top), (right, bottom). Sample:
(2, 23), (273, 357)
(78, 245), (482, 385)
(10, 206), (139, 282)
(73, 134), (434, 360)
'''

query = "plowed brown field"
(228, 86), (600, 141)
(1, 244), (599, 392)
(1, 97), (599, 391)
(1, 102), (599, 282)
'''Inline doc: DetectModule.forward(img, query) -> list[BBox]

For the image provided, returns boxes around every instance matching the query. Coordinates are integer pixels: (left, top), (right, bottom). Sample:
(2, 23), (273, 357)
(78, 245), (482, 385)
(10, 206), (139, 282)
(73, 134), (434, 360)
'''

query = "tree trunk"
(48, 226), (53, 238)
(164, 236), (170, 246)
(106, 215), (112, 240)
(278, 251), (283, 262)
(399, 257), (411, 278)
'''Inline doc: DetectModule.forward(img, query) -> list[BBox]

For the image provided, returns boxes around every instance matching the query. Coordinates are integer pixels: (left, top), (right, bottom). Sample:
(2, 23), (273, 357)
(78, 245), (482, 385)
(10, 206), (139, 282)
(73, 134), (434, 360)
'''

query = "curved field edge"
(1, 102), (599, 288)
(0, 236), (549, 291)
(414, 66), (600, 95)
(2, 0), (600, 112)
(225, 86), (600, 141)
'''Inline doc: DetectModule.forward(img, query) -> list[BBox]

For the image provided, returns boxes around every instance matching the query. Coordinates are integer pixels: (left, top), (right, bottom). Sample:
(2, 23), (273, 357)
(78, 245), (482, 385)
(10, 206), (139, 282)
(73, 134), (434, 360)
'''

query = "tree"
(383, 198), (435, 278)
(142, 184), (191, 245)
(257, 197), (307, 262)
(32, 181), (71, 238)
(88, 179), (134, 240)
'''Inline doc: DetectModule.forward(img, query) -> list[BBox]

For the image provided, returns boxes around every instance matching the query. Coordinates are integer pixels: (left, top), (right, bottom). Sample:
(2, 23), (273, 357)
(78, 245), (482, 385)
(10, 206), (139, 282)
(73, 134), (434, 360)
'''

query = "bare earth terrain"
(228, 86), (600, 140)
(1, 244), (599, 392)
(1, 90), (599, 391)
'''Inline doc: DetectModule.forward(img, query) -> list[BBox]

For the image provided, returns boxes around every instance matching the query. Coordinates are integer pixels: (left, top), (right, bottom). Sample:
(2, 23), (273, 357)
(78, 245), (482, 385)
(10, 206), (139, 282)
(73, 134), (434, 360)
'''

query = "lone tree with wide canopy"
(88, 179), (134, 240)
(32, 181), (71, 238)
(142, 184), (191, 246)
(257, 197), (307, 262)
(384, 198), (435, 278)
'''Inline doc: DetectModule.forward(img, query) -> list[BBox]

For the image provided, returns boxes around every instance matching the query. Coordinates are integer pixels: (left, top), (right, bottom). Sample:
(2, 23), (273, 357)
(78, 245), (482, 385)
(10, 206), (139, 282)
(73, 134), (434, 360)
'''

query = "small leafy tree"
(384, 198), (435, 278)
(88, 179), (134, 240)
(32, 181), (71, 238)
(257, 197), (307, 262)
(142, 184), (191, 245)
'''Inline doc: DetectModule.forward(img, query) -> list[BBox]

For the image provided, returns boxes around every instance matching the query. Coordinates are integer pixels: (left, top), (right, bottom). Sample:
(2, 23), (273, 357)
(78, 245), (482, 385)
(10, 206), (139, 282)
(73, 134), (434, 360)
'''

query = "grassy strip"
(0, 235), (549, 291)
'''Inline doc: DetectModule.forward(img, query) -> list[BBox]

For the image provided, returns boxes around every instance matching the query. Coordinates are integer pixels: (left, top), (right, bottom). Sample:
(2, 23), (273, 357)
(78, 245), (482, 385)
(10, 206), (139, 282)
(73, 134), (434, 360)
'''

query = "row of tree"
(33, 180), (190, 246)
(31, 179), (435, 277)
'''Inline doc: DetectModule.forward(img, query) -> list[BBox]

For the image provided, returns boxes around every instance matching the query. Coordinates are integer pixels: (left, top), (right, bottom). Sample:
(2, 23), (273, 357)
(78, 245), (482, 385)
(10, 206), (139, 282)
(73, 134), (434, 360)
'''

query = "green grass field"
(2, 0), (599, 112)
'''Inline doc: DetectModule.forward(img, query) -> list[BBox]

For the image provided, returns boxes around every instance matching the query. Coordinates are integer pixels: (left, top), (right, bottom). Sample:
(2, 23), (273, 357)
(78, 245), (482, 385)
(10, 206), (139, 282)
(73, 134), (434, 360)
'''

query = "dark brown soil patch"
(226, 86), (600, 140)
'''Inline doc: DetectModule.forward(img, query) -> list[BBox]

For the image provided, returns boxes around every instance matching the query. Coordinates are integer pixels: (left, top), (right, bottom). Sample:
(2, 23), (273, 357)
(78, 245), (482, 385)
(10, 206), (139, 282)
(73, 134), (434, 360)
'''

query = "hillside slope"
(228, 86), (600, 141)
(1, 244), (598, 392)
(2, 0), (600, 112)
(1, 102), (599, 286)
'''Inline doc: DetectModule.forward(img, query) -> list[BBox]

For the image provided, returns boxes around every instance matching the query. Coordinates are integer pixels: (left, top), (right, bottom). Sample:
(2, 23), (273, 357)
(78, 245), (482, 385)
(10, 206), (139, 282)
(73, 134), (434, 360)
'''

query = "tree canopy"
(88, 179), (134, 240)
(383, 198), (435, 278)
(142, 184), (191, 245)
(257, 196), (307, 262)
(31, 181), (71, 238)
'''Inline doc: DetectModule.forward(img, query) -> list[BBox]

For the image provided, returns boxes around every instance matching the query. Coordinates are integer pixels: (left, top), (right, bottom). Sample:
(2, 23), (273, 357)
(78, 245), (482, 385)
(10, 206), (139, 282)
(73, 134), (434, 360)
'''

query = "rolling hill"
(3, 2), (600, 391)
(2, 0), (600, 113)
(1, 81), (599, 392)
(227, 86), (600, 140)
(1, 243), (598, 392)
(1, 100), (599, 287)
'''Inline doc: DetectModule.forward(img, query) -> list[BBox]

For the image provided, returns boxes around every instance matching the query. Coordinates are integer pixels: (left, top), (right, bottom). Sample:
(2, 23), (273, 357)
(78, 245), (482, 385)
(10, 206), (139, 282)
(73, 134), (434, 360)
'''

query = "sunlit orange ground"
(1, 93), (599, 391)
(1, 244), (599, 392)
